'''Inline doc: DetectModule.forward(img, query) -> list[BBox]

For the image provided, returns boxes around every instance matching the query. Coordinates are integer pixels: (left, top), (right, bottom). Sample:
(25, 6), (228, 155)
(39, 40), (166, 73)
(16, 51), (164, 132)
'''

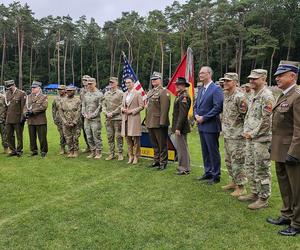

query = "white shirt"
(283, 84), (296, 95)
(202, 81), (213, 93)
(125, 90), (133, 106)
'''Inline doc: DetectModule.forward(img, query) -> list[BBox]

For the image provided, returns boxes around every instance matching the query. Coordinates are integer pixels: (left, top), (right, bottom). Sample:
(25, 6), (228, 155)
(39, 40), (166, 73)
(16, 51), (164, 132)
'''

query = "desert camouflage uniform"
(244, 87), (275, 199)
(223, 89), (248, 185)
(59, 96), (82, 152)
(52, 95), (66, 147)
(103, 88), (124, 156)
(82, 89), (103, 152)
(0, 93), (8, 149)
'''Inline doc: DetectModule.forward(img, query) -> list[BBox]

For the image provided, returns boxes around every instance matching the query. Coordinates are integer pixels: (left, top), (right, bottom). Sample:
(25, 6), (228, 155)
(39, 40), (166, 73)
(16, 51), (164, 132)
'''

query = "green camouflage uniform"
(59, 96), (82, 152)
(0, 93), (8, 149)
(244, 87), (275, 199)
(82, 89), (103, 152)
(103, 88), (124, 156)
(223, 89), (248, 185)
(52, 95), (66, 147)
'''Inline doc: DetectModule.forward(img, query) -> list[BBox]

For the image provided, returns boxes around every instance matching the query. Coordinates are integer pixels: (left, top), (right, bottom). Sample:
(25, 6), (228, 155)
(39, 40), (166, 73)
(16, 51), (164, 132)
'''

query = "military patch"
(280, 102), (289, 108)
(239, 99), (247, 112)
(264, 102), (273, 113)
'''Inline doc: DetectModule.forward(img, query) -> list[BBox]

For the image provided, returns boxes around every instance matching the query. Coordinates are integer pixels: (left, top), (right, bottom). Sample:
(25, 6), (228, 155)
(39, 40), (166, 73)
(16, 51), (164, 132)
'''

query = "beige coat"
(121, 90), (144, 137)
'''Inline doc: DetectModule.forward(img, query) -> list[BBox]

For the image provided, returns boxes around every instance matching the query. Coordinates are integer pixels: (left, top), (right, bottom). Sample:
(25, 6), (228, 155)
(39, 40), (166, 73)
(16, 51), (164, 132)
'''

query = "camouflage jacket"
(59, 96), (82, 126)
(82, 89), (103, 120)
(52, 95), (65, 125)
(223, 89), (248, 139)
(244, 87), (275, 142)
(102, 88), (123, 121)
(0, 93), (7, 123)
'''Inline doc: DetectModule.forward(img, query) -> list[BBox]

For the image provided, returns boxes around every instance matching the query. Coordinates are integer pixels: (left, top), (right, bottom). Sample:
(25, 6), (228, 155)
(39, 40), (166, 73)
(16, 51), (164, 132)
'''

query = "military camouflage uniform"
(82, 89), (103, 152)
(103, 88), (123, 156)
(223, 89), (248, 186)
(0, 93), (8, 150)
(52, 95), (66, 148)
(244, 87), (275, 199)
(80, 87), (89, 149)
(59, 96), (82, 153)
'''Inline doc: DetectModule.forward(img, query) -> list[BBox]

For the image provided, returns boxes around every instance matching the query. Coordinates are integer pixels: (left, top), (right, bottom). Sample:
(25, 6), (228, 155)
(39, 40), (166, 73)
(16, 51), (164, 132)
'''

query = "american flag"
(121, 53), (146, 101)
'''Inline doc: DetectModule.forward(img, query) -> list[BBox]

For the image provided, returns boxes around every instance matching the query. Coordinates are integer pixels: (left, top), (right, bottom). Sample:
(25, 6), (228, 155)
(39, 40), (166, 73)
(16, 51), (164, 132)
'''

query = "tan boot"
(231, 185), (247, 197)
(73, 151), (79, 158)
(132, 156), (138, 165)
(67, 151), (74, 158)
(94, 150), (102, 159)
(248, 198), (269, 210)
(238, 193), (258, 202)
(117, 153), (124, 161)
(59, 146), (66, 155)
(221, 182), (236, 191)
(127, 155), (133, 164)
(3, 147), (10, 154)
(105, 154), (115, 161)
(87, 150), (95, 159)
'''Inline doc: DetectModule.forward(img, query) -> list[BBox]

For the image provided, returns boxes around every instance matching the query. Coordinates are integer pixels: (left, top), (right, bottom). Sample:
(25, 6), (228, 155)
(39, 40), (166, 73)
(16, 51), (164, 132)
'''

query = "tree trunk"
(136, 41), (140, 78)
(220, 42), (223, 77)
(269, 47), (276, 86)
(48, 45), (51, 83)
(95, 49), (99, 88)
(57, 29), (61, 84)
(71, 46), (75, 84)
(80, 45), (83, 83)
(29, 44), (33, 84)
(180, 32), (184, 59)
(149, 43), (157, 89)
(1, 33), (6, 85)
(237, 37), (243, 84)
(160, 38), (164, 81)
(17, 24), (24, 90)
(63, 39), (68, 85)
(286, 25), (292, 60)
(204, 13), (209, 65)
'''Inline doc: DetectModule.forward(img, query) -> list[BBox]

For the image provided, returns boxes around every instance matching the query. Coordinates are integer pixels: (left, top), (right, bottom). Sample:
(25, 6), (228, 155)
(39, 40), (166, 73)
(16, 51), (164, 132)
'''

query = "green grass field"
(0, 96), (299, 249)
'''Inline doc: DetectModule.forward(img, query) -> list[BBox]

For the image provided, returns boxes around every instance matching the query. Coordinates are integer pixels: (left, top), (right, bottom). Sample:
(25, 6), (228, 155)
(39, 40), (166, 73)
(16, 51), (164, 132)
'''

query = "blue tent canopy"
(44, 83), (59, 89)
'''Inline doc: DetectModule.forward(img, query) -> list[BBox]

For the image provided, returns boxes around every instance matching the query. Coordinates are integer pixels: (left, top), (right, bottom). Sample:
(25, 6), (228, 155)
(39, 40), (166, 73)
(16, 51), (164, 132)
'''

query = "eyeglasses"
(125, 81), (132, 84)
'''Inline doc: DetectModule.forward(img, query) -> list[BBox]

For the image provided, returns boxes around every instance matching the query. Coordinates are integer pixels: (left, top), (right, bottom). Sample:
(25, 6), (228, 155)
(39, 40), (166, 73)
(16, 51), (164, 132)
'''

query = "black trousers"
(6, 123), (23, 153)
(148, 127), (168, 165)
(28, 124), (48, 153)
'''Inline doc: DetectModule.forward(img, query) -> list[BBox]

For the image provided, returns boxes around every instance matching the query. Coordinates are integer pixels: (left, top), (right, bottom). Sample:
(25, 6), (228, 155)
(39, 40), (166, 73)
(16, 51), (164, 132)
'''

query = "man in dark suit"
(267, 61), (300, 236)
(194, 66), (224, 184)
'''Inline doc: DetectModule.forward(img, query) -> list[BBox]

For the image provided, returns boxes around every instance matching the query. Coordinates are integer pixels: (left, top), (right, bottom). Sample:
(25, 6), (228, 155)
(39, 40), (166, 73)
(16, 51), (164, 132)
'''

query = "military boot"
(117, 153), (124, 161)
(105, 154), (115, 161)
(59, 146), (66, 155)
(248, 198), (269, 210)
(132, 156), (138, 165)
(94, 150), (102, 159)
(221, 182), (236, 191)
(87, 150), (95, 159)
(73, 151), (79, 158)
(3, 147), (10, 154)
(127, 155), (133, 164)
(67, 151), (74, 158)
(231, 185), (247, 197)
(238, 193), (258, 202)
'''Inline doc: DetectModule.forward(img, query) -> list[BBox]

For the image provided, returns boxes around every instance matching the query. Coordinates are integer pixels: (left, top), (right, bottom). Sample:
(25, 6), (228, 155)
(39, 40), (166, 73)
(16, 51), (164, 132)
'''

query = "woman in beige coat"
(121, 77), (144, 164)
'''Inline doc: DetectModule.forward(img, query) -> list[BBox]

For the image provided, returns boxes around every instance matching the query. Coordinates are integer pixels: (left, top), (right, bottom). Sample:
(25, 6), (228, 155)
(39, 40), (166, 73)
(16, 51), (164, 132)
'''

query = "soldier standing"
(59, 86), (82, 158)
(52, 85), (67, 154)
(172, 77), (191, 175)
(267, 61), (300, 236)
(4, 80), (26, 157)
(238, 69), (275, 210)
(220, 73), (248, 197)
(82, 78), (103, 159)
(23, 81), (48, 157)
(103, 77), (124, 161)
(243, 83), (253, 103)
(80, 75), (91, 153)
(0, 92), (9, 153)
(145, 72), (170, 170)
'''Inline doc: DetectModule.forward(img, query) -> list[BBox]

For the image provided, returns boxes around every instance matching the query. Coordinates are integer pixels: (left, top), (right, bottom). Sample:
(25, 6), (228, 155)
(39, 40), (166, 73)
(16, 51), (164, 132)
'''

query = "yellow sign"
(141, 147), (176, 161)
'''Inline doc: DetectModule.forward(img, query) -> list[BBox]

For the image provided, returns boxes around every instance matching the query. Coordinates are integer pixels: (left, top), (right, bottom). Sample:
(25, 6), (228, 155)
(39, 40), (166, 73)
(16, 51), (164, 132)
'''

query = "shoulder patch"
(263, 102), (273, 113)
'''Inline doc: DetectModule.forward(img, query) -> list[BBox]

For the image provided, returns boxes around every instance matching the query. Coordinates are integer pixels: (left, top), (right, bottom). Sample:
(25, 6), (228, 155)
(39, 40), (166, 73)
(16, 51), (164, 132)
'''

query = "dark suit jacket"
(271, 85), (300, 162)
(194, 82), (224, 133)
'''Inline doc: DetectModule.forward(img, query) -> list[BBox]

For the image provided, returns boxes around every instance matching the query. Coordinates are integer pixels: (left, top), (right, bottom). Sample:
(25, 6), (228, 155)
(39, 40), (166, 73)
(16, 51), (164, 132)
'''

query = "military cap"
(58, 85), (66, 90)
(244, 83), (251, 88)
(4, 80), (15, 88)
(31, 81), (42, 88)
(87, 77), (96, 84)
(221, 72), (239, 81)
(109, 77), (118, 83)
(274, 60), (300, 76)
(66, 85), (76, 91)
(176, 77), (190, 87)
(218, 78), (224, 83)
(150, 71), (162, 80)
(247, 69), (268, 79)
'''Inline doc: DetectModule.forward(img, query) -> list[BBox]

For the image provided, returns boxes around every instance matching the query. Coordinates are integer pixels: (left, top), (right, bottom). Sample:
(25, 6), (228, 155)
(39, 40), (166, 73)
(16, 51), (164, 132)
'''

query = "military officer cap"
(87, 77), (96, 84)
(4, 80), (15, 88)
(31, 81), (42, 88)
(109, 77), (118, 83)
(274, 60), (300, 76)
(221, 72), (239, 81)
(150, 71), (162, 80)
(176, 77), (190, 87)
(58, 84), (66, 90)
(247, 69), (268, 79)
(66, 85), (76, 91)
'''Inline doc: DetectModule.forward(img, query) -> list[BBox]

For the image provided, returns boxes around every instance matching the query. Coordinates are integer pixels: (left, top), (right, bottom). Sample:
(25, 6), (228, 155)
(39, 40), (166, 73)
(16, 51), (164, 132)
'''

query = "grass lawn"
(0, 96), (299, 249)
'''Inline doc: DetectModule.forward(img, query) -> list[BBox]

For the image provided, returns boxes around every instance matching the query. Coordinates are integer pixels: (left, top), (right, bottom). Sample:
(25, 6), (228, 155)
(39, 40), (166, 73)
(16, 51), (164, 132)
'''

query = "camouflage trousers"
(224, 138), (247, 186)
(0, 122), (8, 149)
(63, 124), (81, 152)
(105, 119), (123, 155)
(55, 123), (66, 147)
(84, 119), (102, 151)
(245, 140), (271, 199)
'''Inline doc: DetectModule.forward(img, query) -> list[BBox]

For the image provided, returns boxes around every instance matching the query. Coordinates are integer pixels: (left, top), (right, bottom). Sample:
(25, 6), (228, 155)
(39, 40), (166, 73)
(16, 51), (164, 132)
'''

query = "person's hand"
(175, 130), (181, 136)
(195, 115), (204, 124)
(107, 112), (113, 118)
(285, 154), (300, 166)
(244, 132), (252, 140)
